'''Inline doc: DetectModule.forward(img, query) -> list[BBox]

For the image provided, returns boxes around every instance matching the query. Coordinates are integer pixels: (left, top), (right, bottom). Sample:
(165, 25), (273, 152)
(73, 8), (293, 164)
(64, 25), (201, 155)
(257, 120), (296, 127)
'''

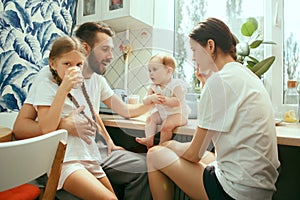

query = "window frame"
(264, 0), (284, 107)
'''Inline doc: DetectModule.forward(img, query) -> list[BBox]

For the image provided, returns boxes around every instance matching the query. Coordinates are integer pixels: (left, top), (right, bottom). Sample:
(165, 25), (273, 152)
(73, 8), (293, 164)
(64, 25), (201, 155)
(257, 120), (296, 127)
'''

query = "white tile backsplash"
(104, 28), (154, 97)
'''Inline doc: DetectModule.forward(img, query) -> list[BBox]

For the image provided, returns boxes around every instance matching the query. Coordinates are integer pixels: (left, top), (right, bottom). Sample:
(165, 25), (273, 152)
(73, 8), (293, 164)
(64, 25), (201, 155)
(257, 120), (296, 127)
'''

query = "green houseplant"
(236, 17), (276, 78)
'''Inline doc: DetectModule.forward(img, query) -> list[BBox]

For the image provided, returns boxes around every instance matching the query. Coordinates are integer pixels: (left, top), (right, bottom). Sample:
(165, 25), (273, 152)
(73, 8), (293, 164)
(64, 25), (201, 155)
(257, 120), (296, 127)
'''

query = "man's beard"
(87, 51), (109, 75)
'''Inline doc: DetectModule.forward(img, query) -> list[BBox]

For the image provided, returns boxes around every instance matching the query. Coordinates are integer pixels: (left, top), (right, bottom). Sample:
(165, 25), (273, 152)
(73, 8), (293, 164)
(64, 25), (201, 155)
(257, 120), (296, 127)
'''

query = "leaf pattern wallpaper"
(0, 0), (77, 112)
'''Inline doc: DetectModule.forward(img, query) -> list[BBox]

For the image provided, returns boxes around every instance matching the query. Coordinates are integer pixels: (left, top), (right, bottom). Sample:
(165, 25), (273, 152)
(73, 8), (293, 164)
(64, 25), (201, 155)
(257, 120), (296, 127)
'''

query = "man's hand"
(59, 106), (96, 144)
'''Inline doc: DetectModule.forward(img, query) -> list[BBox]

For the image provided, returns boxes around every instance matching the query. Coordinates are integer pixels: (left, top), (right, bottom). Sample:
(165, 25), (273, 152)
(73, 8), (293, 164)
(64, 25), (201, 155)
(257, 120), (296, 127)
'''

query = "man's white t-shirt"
(198, 62), (280, 200)
(27, 66), (114, 163)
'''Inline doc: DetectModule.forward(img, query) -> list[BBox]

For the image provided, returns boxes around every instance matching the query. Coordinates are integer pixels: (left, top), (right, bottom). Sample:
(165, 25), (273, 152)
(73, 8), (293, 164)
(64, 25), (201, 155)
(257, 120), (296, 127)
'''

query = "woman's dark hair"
(75, 22), (115, 48)
(189, 18), (237, 60)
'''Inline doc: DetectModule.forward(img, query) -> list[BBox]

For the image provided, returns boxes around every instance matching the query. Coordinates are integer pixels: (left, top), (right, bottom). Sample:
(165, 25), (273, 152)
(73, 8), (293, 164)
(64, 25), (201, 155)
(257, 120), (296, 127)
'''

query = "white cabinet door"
(102, 0), (130, 20)
(77, 0), (154, 32)
(77, 0), (102, 25)
(102, 0), (154, 32)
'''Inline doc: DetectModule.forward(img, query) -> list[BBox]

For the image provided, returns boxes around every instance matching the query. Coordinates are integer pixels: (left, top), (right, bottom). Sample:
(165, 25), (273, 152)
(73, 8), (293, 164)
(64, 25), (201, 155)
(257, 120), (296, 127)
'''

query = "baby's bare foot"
(135, 137), (154, 149)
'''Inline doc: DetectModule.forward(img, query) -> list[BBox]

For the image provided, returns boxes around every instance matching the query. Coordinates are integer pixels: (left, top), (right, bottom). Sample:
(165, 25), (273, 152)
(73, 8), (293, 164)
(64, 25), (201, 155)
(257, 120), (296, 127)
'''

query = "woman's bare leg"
(148, 167), (175, 200)
(147, 145), (208, 200)
(63, 169), (117, 200)
(159, 114), (187, 145)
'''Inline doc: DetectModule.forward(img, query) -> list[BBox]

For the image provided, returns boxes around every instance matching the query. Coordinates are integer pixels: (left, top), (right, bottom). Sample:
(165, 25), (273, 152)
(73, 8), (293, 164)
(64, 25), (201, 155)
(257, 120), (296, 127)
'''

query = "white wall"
(153, 0), (174, 30)
(152, 0), (175, 53)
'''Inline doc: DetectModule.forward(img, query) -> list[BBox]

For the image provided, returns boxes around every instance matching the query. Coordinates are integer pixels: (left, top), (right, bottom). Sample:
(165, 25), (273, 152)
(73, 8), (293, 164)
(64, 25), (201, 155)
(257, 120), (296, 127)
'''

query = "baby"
(136, 53), (190, 149)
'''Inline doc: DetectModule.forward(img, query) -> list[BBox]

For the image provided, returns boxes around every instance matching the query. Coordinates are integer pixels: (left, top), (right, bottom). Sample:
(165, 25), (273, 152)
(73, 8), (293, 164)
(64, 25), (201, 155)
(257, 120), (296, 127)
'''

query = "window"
(283, 0), (300, 95)
(175, 0), (264, 92)
(174, 0), (300, 107)
(265, 0), (300, 107)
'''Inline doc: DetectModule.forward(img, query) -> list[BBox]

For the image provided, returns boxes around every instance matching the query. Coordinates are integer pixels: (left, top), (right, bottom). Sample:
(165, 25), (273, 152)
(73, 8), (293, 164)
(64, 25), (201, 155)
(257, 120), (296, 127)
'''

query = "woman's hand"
(161, 140), (190, 156)
(195, 69), (207, 87)
(195, 65), (215, 87)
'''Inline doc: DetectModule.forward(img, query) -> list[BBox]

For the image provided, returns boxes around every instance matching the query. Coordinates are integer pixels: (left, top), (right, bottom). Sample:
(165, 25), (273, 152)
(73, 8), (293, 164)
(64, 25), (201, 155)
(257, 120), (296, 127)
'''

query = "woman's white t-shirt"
(198, 62), (280, 200)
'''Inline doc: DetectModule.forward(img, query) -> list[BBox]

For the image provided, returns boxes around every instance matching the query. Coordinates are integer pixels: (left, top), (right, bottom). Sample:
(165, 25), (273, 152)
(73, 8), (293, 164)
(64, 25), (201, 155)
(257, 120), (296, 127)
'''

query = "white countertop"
(100, 114), (300, 147)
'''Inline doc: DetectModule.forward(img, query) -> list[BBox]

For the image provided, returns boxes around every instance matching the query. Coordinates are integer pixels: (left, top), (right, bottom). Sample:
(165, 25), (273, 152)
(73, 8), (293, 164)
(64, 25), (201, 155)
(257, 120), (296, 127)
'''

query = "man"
(13, 22), (152, 200)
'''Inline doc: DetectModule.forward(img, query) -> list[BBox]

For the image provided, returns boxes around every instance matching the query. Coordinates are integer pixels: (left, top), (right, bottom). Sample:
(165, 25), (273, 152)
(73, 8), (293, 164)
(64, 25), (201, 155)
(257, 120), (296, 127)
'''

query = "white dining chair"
(0, 129), (67, 200)
(0, 111), (19, 129)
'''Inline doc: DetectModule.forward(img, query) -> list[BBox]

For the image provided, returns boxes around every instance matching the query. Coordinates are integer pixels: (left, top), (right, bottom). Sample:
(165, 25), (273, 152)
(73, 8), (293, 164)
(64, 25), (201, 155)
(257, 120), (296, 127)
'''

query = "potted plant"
(236, 17), (276, 78)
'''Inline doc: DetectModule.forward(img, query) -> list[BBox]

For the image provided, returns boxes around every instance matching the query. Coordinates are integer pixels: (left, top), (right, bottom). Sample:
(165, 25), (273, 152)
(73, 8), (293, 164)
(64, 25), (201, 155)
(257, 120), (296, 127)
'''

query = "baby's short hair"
(150, 53), (176, 70)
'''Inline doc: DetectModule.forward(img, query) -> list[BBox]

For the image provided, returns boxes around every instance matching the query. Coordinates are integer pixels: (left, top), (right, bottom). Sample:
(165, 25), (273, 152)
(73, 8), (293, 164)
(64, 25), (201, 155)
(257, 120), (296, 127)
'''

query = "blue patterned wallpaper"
(0, 0), (76, 112)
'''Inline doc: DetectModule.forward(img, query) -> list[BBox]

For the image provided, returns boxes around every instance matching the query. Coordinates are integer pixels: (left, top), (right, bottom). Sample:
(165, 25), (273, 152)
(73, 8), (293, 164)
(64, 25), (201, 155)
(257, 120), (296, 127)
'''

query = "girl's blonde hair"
(149, 53), (176, 70)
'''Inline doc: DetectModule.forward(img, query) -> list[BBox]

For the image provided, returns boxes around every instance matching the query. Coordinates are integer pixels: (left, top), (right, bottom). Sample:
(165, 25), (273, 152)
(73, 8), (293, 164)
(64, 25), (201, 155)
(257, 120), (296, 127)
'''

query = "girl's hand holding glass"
(60, 66), (83, 91)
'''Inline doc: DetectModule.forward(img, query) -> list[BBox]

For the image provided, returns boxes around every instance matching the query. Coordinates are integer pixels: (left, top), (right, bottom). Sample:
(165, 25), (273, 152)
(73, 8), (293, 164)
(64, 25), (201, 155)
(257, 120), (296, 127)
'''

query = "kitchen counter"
(100, 114), (300, 147)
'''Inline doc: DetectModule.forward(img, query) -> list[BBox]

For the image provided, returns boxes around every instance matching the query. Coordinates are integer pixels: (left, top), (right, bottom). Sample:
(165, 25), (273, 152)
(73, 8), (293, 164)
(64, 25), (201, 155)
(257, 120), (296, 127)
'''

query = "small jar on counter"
(283, 80), (299, 123)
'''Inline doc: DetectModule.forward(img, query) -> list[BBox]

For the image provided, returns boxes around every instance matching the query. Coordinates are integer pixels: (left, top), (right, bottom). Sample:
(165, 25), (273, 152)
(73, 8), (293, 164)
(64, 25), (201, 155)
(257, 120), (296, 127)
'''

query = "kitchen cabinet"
(76, 0), (102, 25)
(77, 0), (154, 32)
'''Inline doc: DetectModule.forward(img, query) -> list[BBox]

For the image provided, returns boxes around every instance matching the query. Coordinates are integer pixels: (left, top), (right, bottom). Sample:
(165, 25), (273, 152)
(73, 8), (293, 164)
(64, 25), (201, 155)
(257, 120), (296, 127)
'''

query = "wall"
(152, 0), (175, 54)
(104, 28), (153, 98)
(0, 0), (76, 112)
(104, 0), (175, 99)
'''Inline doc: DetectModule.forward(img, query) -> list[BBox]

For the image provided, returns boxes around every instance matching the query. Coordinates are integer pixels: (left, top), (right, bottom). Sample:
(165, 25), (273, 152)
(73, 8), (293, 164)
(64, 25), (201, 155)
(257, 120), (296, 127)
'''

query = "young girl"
(32, 36), (120, 199)
(136, 53), (190, 149)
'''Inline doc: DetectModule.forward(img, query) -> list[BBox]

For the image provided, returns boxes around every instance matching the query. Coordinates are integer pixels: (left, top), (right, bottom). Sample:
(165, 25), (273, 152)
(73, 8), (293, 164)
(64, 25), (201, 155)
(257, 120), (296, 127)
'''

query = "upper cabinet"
(77, 0), (101, 25)
(77, 0), (154, 32)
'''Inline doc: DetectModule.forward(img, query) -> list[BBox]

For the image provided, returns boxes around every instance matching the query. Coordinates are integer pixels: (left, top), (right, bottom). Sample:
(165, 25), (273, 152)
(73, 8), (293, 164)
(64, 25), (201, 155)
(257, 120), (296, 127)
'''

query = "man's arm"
(103, 94), (153, 118)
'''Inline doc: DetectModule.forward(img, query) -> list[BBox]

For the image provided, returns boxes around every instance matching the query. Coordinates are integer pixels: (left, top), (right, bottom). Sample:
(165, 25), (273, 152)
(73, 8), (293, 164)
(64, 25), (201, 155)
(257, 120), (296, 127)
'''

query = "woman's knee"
(147, 146), (162, 162)
(147, 145), (179, 171)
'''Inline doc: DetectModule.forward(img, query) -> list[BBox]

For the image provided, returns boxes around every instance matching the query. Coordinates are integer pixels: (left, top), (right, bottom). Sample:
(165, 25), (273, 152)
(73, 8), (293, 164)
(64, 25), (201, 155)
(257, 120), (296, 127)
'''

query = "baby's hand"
(150, 94), (162, 104)
(157, 95), (166, 104)
(150, 94), (166, 104)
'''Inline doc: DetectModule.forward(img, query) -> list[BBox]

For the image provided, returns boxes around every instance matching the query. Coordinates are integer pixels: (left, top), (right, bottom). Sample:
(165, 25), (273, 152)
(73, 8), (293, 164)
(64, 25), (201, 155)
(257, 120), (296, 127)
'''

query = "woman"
(146, 17), (280, 200)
